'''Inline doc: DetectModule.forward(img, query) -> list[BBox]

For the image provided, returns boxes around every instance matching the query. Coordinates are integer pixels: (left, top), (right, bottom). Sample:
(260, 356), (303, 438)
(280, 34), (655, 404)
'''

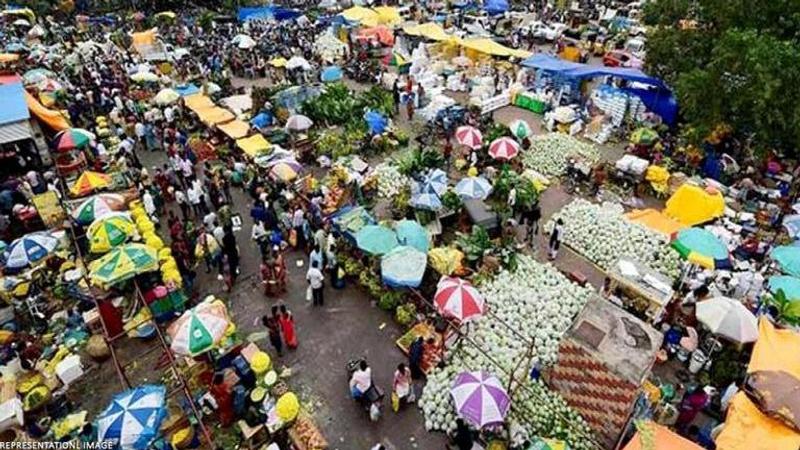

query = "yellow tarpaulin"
(217, 120), (250, 139)
(403, 22), (454, 42)
(24, 90), (70, 131)
(372, 6), (401, 26)
(622, 421), (702, 450)
(196, 106), (234, 126)
(269, 57), (288, 68)
(625, 209), (685, 237)
(236, 134), (270, 158)
(0, 53), (19, 63)
(664, 184), (725, 226)
(183, 94), (215, 113)
(131, 29), (157, 47)
(715, 392), (800, 450)
(460, 38), (532, 59)
(341, 6), (379, 27)
(749, 317), (800, 379)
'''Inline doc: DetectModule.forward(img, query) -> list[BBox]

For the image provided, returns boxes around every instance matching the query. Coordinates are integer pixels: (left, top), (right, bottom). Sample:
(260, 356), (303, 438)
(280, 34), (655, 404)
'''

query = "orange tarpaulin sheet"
(625, 209), (686, 237)
(749, 317), (800, 379)
(623, 421), (702, 450)
(131, 29), (157, 47)
(715, 393), (800, 450)
(183, 94), (215, 113)
(24, 90), (70, 131)
(217, 120), (250, 139)
(357, 25), (394, 46)
(196, 106), (234, 126)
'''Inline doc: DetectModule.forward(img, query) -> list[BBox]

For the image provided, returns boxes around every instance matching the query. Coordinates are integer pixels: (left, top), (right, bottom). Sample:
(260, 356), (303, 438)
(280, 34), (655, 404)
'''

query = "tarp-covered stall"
(664, 184), (725, 227)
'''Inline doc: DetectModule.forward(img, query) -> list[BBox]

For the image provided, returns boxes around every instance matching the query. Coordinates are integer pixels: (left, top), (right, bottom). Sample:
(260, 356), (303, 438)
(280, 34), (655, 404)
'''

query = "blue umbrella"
(455, 176), (492, 200)
(422, 169), (448, 196)
(395, 220), (429, 253)
(411, 191), (443, 211)
(364, 110), (388, 135)
(783, 215), (800, 239)
(771, 246), (800, 277)
(5, 42), (27, 53)
(3, 232), (58, 271)
(768, 276), (800, 301)
(356, 224), (399, 255)
(97, 384), (167, 449)
(381, 246), (427, 288)
(320, 66), (343, 82)
(250, 112), (273, 129)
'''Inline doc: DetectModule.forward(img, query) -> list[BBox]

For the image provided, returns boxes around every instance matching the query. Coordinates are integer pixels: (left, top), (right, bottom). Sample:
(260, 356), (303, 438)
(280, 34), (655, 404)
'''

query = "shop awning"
(749, 318), (800, 380)
(622, 421), (702, 450)
(520, 54), (669, 90)
(131, 29), (157, 48)
(403, 22), (454, 42)
(196, 106), (235, 126)
(340, 6), (379, 27)
(236, 134), (270, 158)
(183, 94), (215, 113)
(217, 120), (250, 139)
(664, 184), (725, 226)
(372, 6), (401, 26)
(460, 38), (531, 59)
(0, 81), (30, 125)
(715, 392), (800, 450)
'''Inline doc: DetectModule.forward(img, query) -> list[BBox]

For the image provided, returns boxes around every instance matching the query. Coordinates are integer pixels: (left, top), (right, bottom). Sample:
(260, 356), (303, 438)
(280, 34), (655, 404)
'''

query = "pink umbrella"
(455, 126), (483, 150)
(488, 137), (520, 160)
(434, 276), (485, 322)
(451, 371), (510, 428)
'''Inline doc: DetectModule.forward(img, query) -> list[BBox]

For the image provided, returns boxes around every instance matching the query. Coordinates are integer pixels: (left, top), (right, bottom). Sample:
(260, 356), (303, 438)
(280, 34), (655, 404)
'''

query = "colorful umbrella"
(455, 126), (482, 150)
(410, 191), (443, 211)
(153, 88), (179, 105)
(630, 128), (659, 146)
(52, 128), (95, 152)
(528, 437), (569, 450)
(381, 246), (427, 288)
(386, 51), (407, 66)
(285, 114), (313, 131)
(488, 137), (520, 160)
(395, 220), (429, 253)
(88, 243), (159, 287)
(696, 297), (758, 343)
(87, 213), (136, 253)
(356, 225), (398, 255)
(451, 371), (510, 428)
(435, 276), (485, 322)
(422, 169), (448, 196)
(455, 176), (492, 200)
(771, 246), (800, 278)
(671, 227), (732, 270)
(97, 384), (167, 449)
(767, 275), (800, 301)
(37, 78), (63, 92)
(70, 171), (112, 197)
(167, 301), (230, 356)
(267, 158), (303, 182)
(508, 119), (531, 140)
(72, 193), (127, 225)
(3, 232), (58, 271)
(22, 68), (55, 85)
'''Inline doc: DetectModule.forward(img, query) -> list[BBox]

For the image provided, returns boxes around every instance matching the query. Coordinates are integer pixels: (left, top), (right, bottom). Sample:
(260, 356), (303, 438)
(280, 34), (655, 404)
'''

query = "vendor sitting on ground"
(350, 360), (372, 399)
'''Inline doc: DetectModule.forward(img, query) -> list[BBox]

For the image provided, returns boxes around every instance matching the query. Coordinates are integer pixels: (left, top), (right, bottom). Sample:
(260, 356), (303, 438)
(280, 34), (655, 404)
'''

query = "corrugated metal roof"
(0, 82), (30, 125)
(0, 120), (33, 144)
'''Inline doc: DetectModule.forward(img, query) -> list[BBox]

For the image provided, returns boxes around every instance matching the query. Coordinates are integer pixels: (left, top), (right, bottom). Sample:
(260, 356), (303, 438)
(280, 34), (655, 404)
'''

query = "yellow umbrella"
(87, 213), (135, 253)
(341, 6), (379, 27)
(373, 6), (401, 26)
(70, 171), (112, 197)
(269, 57), (288, 68)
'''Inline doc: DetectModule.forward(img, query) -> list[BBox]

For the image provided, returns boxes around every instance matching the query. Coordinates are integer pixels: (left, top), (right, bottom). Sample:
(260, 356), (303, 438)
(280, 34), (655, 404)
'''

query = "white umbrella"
(153, 88), (180, 105)
(12, 19), (30, 27)
(232, 34), (257, 50)
(204, 82), (221, 95)
(286, 56), (311, 71)
(285, 114), (313, 131)
(696, 297), (758, 343)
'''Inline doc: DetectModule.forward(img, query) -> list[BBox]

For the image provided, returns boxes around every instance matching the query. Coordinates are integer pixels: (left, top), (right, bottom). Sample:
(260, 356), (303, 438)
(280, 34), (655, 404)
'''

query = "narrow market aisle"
(139, 154), (446, 449)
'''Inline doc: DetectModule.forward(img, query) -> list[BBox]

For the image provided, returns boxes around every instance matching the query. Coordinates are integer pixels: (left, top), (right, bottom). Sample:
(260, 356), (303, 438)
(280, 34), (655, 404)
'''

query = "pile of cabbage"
(419, 255), (596, 448)
(546, 199), (682, 279)
(370, 163), (410, 199)
(522, 133), (600, 177)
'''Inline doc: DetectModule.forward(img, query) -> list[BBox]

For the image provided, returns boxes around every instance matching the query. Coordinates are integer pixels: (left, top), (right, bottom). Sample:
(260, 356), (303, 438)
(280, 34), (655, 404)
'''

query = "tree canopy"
(643, 0), (800, 154)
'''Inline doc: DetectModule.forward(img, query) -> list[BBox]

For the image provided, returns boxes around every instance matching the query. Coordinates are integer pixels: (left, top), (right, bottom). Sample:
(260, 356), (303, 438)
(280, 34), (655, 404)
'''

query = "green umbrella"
(508, 119), (532, 140)
(355, 224), (398, 255)
(88, 243), (158, 287)
(630, 128), (659, 146)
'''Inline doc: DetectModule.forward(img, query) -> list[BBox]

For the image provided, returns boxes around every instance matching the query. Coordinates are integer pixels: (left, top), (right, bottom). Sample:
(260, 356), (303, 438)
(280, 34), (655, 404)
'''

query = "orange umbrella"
(70, 171), (112, 197)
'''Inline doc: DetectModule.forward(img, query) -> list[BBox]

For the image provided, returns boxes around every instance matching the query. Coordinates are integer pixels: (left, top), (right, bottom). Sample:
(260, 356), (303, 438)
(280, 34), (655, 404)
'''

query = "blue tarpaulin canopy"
(364, 110), (388, 135)
(484, 0), (508, 15)
(238, 6), (301, 22)
(0, 82), (30, 125)
(174, 84), (200, 97)
(250, 112), (273, 129)
(321, 66), (343, 82)
(381, 246), (427, 288)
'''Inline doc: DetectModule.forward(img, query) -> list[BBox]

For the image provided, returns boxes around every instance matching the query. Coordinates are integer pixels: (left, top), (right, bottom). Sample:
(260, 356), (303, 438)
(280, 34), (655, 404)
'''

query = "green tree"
(643, 0), (800, 153)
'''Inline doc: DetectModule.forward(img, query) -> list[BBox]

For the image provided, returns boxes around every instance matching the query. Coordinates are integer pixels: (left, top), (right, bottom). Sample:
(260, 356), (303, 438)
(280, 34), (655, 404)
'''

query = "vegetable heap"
(546, 199), (682, 279)
(522, 133), (600, 176)
(419, 255), (596, 448)
(369, 163), (411, 199)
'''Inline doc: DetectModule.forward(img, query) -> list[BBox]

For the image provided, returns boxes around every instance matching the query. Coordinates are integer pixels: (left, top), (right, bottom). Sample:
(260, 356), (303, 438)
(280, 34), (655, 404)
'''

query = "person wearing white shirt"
(187, 184), (204, 216)
(164, 105), (175, 123)
(306, 261), (325, 306)
(349, 360), (372, 398)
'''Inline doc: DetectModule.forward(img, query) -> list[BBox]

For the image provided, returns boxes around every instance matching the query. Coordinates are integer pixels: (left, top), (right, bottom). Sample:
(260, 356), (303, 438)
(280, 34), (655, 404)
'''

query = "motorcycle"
(346, 358), (384, 421)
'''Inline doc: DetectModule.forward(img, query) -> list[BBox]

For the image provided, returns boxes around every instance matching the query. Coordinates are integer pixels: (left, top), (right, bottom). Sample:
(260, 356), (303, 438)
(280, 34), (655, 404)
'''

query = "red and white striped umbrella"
(488, 137), (520, 160)
(434, 276), (485, 322)
(455, 126), (483, 150)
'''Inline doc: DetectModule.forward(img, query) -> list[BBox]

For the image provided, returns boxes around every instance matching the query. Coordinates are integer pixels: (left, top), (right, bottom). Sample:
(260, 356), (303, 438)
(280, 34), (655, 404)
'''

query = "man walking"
(306, 260), (325, 306)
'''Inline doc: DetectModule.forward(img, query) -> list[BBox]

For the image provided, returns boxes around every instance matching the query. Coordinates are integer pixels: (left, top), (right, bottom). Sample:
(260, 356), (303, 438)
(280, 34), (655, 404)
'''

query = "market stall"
(606, 257), (675, 323)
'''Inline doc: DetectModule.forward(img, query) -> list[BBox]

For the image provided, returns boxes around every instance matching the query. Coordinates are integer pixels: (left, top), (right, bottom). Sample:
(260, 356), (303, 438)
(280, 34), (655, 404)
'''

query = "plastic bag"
(306, 286), (312, 302)
(391, 392), (400, 412)
(369, 402), (381, 422)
